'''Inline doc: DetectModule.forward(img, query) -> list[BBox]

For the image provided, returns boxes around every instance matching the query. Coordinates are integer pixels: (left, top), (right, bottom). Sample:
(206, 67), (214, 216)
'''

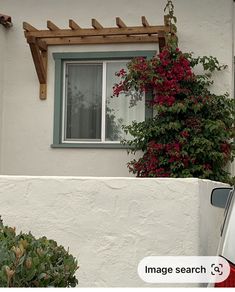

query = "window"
(52, 51), (156, 148)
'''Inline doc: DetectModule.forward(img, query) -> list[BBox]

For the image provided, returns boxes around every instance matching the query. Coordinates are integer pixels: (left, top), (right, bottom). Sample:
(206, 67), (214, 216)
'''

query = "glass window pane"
(65, 63), (102, 140)
(106, 61), (145, 141)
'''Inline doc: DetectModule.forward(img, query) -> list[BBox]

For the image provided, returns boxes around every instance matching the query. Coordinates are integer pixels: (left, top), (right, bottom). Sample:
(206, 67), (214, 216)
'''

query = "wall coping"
(0, 175), (229, 186)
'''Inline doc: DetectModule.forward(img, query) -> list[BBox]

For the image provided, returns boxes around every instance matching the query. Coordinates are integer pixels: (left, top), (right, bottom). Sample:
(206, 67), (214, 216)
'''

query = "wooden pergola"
(23, 16), (171, 99)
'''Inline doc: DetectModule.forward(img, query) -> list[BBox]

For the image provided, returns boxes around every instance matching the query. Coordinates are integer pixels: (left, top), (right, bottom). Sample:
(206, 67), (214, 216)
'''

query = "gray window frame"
(51, 50), (156, 149)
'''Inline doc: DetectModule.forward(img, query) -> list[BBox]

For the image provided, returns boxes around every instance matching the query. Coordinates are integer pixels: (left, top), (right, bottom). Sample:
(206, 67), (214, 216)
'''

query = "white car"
(211, 186), (235, 287)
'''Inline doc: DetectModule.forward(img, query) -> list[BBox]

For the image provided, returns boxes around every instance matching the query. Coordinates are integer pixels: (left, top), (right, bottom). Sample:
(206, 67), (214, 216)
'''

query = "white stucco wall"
(0, 25), (6, 174)
(0, 176), (226, 287)
(0, 0), (233, 176)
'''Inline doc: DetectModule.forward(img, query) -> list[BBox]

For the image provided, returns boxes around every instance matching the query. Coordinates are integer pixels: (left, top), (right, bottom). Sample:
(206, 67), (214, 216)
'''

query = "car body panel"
(219, 190), (235, 264)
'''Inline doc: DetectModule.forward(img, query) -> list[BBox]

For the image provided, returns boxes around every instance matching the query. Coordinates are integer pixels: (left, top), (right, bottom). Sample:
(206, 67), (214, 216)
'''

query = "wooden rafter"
(141, 16), (150, 27)
(47, 20), (60, 31)
(23, 16), (172, 100)
(92, 18), (103, 29)
(23, 22), (37, 32)
(116, 17), (127, 28)
(69, 19), (81, 30)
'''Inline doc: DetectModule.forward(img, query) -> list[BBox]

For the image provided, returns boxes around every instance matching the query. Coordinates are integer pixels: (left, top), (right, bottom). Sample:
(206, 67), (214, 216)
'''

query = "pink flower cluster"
(131, 140), (193, 177)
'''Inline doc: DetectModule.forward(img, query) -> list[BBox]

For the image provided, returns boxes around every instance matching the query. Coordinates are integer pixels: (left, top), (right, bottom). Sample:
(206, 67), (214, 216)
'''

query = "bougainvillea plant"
(112, 46), (235, 183)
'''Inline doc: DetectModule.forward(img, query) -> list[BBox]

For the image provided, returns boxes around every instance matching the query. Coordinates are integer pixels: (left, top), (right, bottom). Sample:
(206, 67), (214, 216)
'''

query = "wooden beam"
(141, 16), (149, 27)
(116, 17), (127, 28)
(23, 22), (38, 32)
(42, 35), (159, 45)
(25, 25), (168, 38)
(92, 18), (103, 29)
(47, 20), (60, 31)
(69, 19), (81, 30)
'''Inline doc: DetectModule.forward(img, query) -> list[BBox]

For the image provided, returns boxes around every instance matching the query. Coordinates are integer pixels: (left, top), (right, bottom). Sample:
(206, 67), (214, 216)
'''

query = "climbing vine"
(164, 0), (178, 48)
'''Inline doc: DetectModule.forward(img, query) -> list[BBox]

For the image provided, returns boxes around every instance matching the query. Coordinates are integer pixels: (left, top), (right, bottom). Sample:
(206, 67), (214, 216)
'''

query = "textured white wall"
(0, 0), (233, 176)
(0, 176), (226, 287)
(0, 26), (6, 174)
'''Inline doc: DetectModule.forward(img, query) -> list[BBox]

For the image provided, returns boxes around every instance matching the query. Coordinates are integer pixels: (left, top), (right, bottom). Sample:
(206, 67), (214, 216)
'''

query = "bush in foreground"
(0, 217), (78, 287)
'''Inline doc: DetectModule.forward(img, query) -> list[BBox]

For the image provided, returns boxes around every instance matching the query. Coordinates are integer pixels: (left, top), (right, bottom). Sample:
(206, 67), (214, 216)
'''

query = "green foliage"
(0, 218), (78, 287)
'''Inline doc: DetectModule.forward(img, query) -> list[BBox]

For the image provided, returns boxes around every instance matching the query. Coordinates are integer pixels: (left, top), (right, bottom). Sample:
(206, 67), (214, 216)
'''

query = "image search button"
(138, 256), (230, 283)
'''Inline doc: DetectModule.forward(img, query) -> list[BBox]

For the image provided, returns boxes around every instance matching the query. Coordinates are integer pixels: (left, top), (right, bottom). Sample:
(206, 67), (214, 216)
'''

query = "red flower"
(183, 157), (190, 167)
(180, 131), (189, 138)
(116, 68), (126, 77)
(172, 142), (180, 152)
(220, 143), (231, 156)
(113, 83), (124, 97)
(203, 164), (212, 171)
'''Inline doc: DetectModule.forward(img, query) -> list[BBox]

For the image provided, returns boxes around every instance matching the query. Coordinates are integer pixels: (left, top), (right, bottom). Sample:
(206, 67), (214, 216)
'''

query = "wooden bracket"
(23, 16), (174, 100)
(26, 36), (47, 99)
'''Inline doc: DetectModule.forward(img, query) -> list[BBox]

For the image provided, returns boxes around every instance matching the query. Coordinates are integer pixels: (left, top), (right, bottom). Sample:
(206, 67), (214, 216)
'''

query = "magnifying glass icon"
(214, 267), (220, 273)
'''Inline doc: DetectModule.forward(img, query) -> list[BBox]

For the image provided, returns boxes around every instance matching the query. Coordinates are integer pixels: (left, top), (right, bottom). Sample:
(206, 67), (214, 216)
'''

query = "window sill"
(51, 143), (132, 149)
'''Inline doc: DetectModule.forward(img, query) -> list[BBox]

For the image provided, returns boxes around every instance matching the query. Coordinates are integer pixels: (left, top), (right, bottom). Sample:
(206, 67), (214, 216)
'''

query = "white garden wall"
(0, 176), (226, 287)
(0, 26), (5, 174)
(0, 0), (233, 176)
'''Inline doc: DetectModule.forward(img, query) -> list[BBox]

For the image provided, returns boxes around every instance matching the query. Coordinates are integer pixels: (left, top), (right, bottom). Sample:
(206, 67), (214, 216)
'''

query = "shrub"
(112, 47), (235, 183)
(0, 217), (78, 287)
